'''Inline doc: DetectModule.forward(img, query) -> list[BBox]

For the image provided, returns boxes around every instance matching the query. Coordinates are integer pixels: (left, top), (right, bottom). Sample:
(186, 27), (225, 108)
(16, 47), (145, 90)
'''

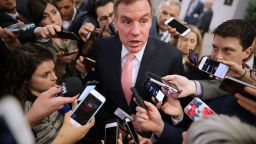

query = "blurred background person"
(184, 115), (256, 144)
(184, 0), (204, 25)
(195, 0), (214, 37)
(150, 0), (181, 43)
(27, 0), (79, 84)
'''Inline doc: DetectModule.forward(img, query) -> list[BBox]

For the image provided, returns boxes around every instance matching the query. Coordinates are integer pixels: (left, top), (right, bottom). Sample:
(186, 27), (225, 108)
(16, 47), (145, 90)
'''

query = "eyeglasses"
(98, 12), (114, 22)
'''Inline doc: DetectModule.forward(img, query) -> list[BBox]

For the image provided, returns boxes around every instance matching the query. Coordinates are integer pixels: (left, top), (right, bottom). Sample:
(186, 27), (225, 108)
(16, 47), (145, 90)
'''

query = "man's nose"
(131, 22), (140, 36)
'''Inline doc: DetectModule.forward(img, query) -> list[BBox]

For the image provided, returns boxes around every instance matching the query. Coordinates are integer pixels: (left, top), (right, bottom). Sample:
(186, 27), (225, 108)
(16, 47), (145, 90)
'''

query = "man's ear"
(244, 46), (253, 60)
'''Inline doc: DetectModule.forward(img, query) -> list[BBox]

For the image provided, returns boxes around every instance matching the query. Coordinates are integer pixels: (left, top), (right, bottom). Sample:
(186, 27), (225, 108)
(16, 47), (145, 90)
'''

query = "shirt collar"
(121, 42), (147, 62)
(5, 11), (19, 19)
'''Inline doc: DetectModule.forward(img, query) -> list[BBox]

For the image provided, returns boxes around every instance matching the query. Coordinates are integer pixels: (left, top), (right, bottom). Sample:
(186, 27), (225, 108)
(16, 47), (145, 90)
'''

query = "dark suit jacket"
(149, 16), (162, 41)
(87, 35), (184, 143)
(91, 35), (184, 116)
(196, 8), (213, 36)
(184, 0), (204, 25)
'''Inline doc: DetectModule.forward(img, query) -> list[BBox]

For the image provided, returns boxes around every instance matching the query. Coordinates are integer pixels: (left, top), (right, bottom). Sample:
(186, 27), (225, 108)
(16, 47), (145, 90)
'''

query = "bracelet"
(238, 70), (247, 80)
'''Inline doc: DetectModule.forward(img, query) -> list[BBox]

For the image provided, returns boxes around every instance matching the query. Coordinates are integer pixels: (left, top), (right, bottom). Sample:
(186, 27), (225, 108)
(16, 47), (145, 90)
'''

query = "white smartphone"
(165, 17), (191, 36)
(70, 89), (106, 127)
(105, 120), (119, 144)
(198, 56), (229, 79)
(184, 98), (216, 121)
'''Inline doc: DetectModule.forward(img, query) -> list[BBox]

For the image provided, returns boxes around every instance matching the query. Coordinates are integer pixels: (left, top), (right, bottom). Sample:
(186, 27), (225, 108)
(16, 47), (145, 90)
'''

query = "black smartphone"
(131, 87), (145, 109)
(6, 23), (35, 33)
(70, 89), (106, 127)
(83, 57), (96, 72)
(219, 76), (256, 101)
(164, 17), (191, 36)
(189, 49), (199, 65)
(198, 56), (229, 79)
(105, 119), (119, 144)
(55, 30), (80, 41)
(124, 117), (139, 144)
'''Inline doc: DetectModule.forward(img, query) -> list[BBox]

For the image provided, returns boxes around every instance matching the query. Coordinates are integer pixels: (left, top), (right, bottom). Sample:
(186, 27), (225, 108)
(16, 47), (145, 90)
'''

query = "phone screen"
(83, 57), (96, 72)
(105, 123), (118, 144)
(6, 23), (35, 33)
(219, 76), (256, 101)
(71, 92), (104, 125)
(189, 49), (199, 65)
(165, 18), (190, 36)
(144, 79), (166, 102)
(198, 57), (229, 78)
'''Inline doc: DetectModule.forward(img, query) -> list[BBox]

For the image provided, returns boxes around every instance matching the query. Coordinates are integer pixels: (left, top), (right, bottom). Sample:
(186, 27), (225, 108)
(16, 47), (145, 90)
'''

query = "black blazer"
(91, 35), (184, 119)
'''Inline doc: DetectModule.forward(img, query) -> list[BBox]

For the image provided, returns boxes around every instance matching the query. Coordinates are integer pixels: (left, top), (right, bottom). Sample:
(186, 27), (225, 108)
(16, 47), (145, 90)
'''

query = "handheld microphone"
(56, 76), (83, 97)
(57, 77), (83, 115)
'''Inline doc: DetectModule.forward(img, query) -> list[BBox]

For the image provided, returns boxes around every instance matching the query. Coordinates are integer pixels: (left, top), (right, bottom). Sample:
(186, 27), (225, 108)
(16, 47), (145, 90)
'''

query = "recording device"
(184, 98), (216, 121)
(144, 72), (179, 102)
(189, 49), (199, 65)
(83, 57), (96, 72)
(131, 87), (145, 109)
(165, 17), (191, 37)
(105, 119), (119, 144)
(124, 117), (139, 144)
(70, 89), (106, 127)
(219, 76), (256, 101)
(109, 22), (117, 35)
(78, 81), (99, 102)
(114, 108), (133, 121)
(56, 77), (83, 114)
(198, 56), (229, 79)
(56, 77), (83, 97)
(55, 30), (81, 41)
(6, 23), (35, 33)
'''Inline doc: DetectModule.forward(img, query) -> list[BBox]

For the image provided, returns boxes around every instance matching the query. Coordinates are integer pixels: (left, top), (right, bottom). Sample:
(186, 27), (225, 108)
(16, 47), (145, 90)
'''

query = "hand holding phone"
(165, 17), (191, 37)
(184, 98), (216, 121)
(198, 56), (229, 79)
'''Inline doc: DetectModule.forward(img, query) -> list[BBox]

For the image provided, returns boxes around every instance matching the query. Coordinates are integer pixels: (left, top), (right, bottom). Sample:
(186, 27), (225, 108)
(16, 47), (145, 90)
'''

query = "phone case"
(219, 76), (256, 101)
(184, 98), (216, 121)
(131, 87), (146, 108)
(83, 57), (96, 72)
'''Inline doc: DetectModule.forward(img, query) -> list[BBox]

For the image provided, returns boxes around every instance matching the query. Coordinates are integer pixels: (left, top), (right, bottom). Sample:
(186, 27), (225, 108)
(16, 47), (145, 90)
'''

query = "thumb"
(40, 86), (60, 98)
(144, 101), (157, 112)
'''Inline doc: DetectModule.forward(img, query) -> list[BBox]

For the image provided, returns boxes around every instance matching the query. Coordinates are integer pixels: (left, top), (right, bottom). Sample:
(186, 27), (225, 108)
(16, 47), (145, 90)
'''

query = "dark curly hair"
(2, 43), (55, 104)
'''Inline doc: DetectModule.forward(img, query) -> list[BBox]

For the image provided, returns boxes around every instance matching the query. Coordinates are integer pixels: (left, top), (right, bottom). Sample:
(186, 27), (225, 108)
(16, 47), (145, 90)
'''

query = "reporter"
(235, 86), (256, 116)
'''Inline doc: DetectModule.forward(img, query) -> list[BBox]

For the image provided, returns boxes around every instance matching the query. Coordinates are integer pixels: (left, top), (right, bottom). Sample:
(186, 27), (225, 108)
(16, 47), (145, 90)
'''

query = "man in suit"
(184, 0), (204, 25)
(196, 0), (214, 37)
(76, 0), (184, 141)
(150, 0), (181, 43)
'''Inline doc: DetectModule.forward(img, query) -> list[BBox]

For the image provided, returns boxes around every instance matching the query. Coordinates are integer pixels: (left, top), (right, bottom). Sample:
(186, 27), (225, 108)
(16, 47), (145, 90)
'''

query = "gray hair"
(186, 115), (256, 144)
(155, 0), (181, 16)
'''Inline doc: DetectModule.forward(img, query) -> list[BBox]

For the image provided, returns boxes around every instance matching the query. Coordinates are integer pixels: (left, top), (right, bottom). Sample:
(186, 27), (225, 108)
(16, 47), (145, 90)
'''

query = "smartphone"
(184, 98), (216, 121)
(198, 56), (229, 79)
(70, 89), (106, 127)
(105, 120), (119, 144)
(219, 76), (256, 101)
(55, 31), (81, 41)
(131, 87), (146, 109)
(6, 23), (35, 33)
(124, 117), (139, 144)
(77, 81), (99, 102)
(189, 49), (199, 65)
(165, 17), (191, 36)
(83, 57), (96, 72)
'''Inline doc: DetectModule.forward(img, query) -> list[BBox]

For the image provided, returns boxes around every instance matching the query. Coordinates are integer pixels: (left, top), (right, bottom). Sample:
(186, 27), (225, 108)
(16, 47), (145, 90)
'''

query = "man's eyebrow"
(119, 13), (151, 19)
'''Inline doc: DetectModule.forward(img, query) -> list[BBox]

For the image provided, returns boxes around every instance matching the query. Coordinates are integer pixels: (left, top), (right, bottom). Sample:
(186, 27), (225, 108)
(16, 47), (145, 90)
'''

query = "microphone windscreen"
(64, 77), (83, 97)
